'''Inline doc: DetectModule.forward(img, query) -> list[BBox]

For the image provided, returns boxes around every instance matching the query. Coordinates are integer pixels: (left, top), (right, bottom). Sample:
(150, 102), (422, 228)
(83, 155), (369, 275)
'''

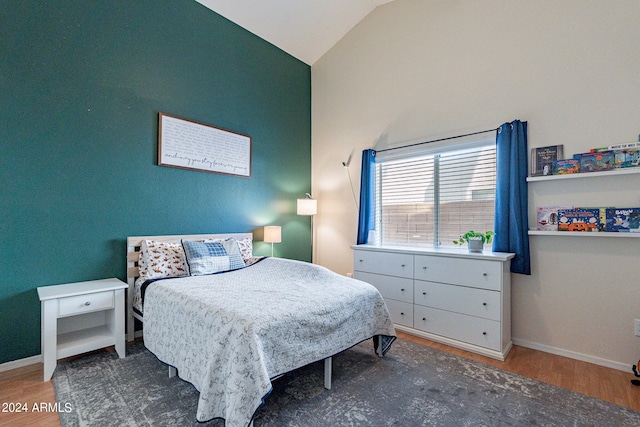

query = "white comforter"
(143, 257), (396, 427)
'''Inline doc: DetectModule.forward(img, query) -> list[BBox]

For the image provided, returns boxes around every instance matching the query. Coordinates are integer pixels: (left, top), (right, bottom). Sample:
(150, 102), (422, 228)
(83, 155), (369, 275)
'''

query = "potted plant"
(453, 230), (495, 253)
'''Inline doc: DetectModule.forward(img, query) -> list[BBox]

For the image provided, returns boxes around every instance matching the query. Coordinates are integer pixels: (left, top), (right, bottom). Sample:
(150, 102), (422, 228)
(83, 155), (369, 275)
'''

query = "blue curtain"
(357, 149), (376, 244)
(494, 120), (531, 275)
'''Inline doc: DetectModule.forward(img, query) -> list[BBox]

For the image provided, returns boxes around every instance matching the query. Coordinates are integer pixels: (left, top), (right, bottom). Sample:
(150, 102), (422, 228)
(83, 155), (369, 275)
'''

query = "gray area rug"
(52, 338), (640, 426)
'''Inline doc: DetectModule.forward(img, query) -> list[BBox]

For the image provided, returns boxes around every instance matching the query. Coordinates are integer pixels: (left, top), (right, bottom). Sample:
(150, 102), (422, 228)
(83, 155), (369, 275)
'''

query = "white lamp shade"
(297, 198), (317, 216)
(264, 226), (282, 243)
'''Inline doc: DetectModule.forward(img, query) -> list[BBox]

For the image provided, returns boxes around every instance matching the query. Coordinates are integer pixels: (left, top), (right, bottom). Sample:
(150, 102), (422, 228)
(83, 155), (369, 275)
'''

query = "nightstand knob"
(482, 332), (487, 335)
(422, 317), (426, 321)
(401, 264), (406, 267)
(400, 312), (405, 316)
(482, 302), (487, 306)
(401, 288), (405, 292)
(422, 266), (427, 270)
(483, 273), (488, 276)
(422, 292), (427, 295)
(84, 301), (91, 306)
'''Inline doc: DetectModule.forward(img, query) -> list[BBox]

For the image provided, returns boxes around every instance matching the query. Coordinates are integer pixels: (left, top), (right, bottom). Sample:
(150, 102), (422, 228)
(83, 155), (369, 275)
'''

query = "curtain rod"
(375, 128), (498, 153)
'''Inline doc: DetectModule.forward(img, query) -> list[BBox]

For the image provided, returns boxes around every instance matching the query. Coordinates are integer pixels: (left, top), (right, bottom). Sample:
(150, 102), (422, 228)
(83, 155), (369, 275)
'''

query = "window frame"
(373, 135), (496, 248)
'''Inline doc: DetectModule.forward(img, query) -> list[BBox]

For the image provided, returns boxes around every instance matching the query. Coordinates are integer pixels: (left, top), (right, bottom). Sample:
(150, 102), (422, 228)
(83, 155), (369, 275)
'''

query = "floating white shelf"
(528, 230), (640, 238)
(527, 167), (640, 182)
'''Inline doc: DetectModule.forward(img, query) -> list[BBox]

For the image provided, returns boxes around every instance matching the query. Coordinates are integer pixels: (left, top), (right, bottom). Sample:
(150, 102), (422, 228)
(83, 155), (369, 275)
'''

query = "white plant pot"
(467, 239), (484, 253)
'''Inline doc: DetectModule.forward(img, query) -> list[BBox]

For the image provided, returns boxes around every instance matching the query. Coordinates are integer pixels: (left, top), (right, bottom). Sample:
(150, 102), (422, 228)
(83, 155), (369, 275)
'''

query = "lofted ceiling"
(196, 0), (395, 65)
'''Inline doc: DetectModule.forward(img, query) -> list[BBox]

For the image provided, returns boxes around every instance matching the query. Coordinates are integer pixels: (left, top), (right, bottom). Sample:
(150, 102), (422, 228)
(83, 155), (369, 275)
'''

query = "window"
(374, 138), (496, 248)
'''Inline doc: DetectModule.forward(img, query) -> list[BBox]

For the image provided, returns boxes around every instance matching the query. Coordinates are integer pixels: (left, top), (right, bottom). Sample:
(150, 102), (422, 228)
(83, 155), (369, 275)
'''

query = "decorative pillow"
(204, 237), (253, 264)
(182, 239), (246, 276)
(236, 237), (253, 264)
(138, 240), (188, 282)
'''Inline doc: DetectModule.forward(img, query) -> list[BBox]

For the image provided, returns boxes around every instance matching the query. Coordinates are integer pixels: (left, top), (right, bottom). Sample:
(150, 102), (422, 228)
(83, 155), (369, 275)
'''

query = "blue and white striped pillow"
(182, 239), (246, 276)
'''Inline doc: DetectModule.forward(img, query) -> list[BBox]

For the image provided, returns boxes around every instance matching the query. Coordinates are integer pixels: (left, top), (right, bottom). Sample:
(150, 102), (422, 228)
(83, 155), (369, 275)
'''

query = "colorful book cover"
(557, 208), (602, 232)
(605, 208), (640, 232)
(537, 206), (572, 231)
(578, 151), (614, 173)
(575, 207), (609, 232)
(552, 159), (580, 174)
(531, 145), (563, 176)
(613, 148), (640, 168)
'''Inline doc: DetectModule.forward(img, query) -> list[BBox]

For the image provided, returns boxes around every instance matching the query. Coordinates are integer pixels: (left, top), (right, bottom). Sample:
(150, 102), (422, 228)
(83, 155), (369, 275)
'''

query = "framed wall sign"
(158, 112), (252, 177)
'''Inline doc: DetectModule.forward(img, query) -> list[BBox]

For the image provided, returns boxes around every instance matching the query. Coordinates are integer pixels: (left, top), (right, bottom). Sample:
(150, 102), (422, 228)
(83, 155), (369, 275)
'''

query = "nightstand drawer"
(58, 291), (114, 317)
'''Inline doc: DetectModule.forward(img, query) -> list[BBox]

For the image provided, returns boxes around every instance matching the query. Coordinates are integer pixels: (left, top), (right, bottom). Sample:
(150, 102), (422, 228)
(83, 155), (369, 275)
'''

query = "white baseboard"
(512, 337), (632, 373)
(0, 354), (42, 373)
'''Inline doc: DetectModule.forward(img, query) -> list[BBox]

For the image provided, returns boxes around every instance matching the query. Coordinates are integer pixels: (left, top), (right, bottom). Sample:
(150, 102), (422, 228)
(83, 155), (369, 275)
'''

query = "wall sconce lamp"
(264, 225), (281, 257)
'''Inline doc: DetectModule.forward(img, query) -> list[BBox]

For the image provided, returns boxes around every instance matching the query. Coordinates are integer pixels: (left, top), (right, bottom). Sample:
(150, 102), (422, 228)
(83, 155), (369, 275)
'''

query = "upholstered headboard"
(125, 233), (253, 341)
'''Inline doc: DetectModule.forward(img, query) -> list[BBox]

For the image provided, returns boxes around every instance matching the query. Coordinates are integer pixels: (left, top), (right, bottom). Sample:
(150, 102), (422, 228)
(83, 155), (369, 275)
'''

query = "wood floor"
(1, 334), (639, 426)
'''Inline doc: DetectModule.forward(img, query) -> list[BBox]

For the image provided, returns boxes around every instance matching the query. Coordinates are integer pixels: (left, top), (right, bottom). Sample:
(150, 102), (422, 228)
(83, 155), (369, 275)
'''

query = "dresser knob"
(400, 288), (405, 292)
(422, 317), (426, 321)
(483, 273), (488, 276)
(400, 312), (405, 316)
(401, 264), (406, 267)
(482, 332), (487, 335)
(422, 266), (427, 270)
(482, 302), (487, 306)
(422, 292), (427, 295)
(84, 301), (91, 306)
(359, 259), (363, 262)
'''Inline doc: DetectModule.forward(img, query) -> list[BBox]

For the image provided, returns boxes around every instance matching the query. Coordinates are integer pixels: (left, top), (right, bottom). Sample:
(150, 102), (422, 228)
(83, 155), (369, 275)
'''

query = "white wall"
(312, 0), (640, 369)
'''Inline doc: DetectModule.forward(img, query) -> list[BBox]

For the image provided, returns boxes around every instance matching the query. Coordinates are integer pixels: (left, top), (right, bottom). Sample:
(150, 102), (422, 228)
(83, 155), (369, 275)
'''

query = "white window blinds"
(375, 141), (496, 248)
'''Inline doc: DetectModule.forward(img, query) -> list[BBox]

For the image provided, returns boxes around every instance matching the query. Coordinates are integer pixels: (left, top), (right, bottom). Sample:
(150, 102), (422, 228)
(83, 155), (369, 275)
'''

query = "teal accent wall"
(0, 0), (311, 364)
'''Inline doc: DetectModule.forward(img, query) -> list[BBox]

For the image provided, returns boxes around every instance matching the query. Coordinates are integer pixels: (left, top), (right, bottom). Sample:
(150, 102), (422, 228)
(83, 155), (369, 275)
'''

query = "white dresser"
(352, 245), (514, 360)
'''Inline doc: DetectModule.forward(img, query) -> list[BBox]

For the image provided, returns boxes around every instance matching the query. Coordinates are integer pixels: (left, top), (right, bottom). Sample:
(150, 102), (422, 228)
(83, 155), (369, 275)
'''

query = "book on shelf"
(574, 151), (614, 173)
(605, 208), (640, 232)
(557, 208), (602, 232)
(613, 148), (640, 168)
(591, 142), (640, 151)
(531, 145), (563, 176)
(575, 207), (609, 232)
(537, 206), (572, 231)
(552, 159), (580, 175)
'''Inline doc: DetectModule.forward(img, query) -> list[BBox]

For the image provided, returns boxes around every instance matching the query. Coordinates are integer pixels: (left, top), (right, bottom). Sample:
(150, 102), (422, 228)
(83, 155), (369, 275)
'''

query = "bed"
(126, 233), (396, 427)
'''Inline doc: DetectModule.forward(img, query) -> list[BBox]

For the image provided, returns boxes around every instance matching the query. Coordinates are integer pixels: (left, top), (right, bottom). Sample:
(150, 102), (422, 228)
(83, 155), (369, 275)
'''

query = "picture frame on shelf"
(531, 145), (563, 176)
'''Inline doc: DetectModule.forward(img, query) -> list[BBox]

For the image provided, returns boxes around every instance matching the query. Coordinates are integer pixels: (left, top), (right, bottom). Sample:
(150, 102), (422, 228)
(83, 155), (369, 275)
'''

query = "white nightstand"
(37, 278), (127, 381)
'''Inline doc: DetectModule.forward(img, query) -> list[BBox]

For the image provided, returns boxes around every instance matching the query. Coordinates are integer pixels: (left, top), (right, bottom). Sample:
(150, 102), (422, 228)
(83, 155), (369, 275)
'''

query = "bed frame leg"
(376, 335), (385, 357)
(168, 366), (177, 378)
(324, 357), (332, 390)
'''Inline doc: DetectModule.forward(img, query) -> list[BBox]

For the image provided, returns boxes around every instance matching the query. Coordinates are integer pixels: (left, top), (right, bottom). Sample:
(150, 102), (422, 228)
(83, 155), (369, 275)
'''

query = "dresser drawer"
(414, 255), (502, 291)
(354, 250), (413, 278)
(355, 271), (413, 303)
(383, 298), (414, 328)
(414, 280), (500, 321)
(58, 291), (114, 317)
(414, 306), (501, 351)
